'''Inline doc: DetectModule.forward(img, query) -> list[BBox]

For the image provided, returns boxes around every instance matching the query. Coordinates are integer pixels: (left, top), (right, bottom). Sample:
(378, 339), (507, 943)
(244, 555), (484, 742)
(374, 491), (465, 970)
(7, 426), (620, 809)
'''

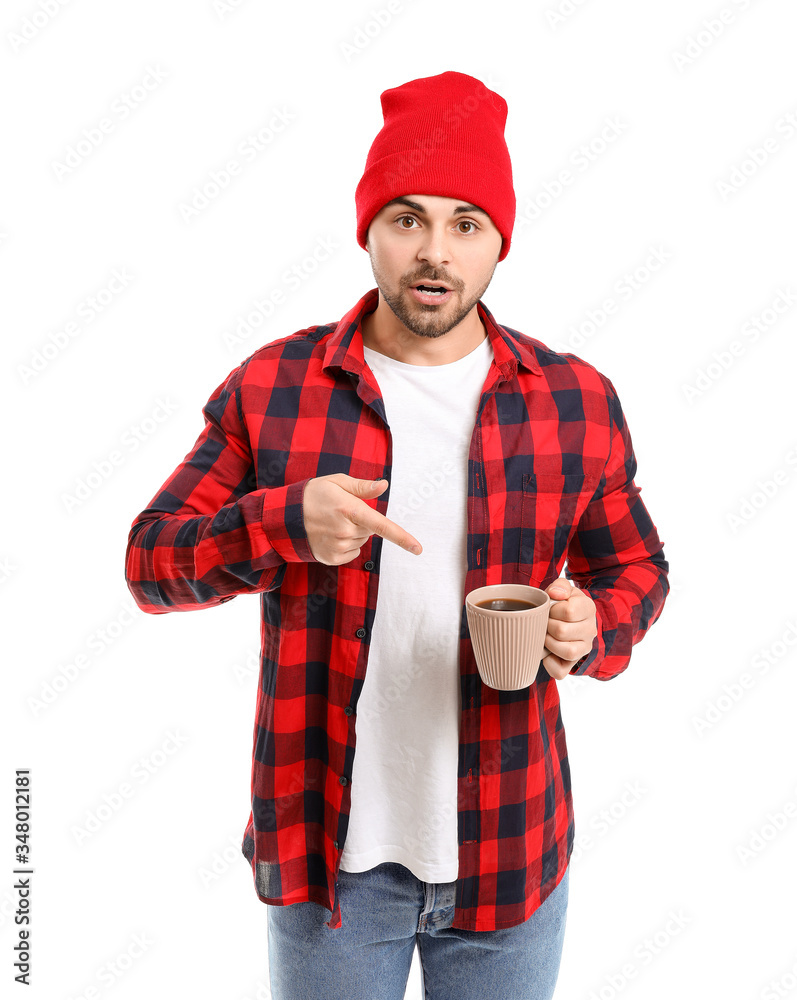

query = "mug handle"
(541, 593), (562, 661)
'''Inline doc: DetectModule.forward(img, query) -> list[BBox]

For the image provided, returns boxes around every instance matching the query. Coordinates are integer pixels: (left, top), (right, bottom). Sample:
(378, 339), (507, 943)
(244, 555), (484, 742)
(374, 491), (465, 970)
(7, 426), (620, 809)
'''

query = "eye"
(457, 219), (479, 234)
(396, 215), (418, 229)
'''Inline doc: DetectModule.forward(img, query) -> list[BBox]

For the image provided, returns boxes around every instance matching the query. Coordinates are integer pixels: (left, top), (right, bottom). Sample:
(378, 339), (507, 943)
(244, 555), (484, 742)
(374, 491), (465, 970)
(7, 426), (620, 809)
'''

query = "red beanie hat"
(355, 71), (515, 262)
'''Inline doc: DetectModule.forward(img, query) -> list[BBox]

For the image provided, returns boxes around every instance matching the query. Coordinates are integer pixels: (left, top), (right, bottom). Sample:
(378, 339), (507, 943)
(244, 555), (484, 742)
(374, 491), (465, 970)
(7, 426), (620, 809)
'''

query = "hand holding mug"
(541, 580), (598, 680)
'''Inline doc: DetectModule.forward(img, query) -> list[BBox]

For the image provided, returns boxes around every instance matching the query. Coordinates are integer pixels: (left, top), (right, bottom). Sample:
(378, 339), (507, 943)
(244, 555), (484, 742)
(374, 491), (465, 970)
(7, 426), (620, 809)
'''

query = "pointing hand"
(302, 474), (423, 566)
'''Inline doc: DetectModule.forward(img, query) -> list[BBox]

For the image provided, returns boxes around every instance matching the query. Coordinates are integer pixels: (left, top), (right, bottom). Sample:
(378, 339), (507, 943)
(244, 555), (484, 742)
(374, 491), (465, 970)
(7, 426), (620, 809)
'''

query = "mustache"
(404, 274), (459, 289)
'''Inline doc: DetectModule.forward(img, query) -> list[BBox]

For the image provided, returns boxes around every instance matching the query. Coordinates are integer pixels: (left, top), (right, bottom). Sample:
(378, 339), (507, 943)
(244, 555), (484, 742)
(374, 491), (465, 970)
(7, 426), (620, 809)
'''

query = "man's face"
(365, 194), (503, 339)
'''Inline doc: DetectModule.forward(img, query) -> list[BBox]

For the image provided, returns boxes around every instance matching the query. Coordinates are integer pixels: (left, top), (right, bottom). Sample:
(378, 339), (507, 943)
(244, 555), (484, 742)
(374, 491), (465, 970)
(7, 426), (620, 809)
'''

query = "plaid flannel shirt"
(125, 286), (669, 931)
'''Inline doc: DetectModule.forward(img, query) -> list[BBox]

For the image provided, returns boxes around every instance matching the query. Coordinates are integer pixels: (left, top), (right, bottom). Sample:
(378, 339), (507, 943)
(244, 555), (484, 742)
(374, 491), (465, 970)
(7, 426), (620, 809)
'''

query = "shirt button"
(334, 840), (339, 850)
(339, 776), (349, 786)
(355, 627), (366, 638)
(344, 706), (354, 716)
(364, 560), (375, 571)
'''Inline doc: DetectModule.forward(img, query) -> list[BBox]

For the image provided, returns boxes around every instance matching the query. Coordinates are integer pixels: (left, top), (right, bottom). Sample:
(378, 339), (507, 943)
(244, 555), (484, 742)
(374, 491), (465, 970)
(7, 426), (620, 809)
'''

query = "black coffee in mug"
(475, 598), (537, 612)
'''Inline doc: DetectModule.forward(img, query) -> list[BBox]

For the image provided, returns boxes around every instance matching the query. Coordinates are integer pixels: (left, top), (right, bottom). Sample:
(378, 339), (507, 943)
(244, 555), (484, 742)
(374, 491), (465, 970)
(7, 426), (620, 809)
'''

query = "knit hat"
(355, 71), (515, 262)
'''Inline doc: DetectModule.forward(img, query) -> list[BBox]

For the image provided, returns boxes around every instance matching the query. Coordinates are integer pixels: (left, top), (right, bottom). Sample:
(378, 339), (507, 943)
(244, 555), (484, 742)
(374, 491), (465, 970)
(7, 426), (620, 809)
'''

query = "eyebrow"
(382, 196), (489, 217)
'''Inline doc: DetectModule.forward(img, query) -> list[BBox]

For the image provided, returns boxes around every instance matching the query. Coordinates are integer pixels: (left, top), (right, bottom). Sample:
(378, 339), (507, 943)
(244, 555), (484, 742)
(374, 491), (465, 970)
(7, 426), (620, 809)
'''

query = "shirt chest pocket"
(518, 472), (596, 577)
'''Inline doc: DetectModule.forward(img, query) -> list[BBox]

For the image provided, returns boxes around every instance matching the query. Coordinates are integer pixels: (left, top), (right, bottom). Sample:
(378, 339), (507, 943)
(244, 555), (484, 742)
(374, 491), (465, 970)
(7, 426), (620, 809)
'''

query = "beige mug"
(465, 584), (552, 691)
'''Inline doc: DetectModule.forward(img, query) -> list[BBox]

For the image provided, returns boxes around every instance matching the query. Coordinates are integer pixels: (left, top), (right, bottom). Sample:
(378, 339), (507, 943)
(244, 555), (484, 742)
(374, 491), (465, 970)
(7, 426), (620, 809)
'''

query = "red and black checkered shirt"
(125, 286), (669, 931)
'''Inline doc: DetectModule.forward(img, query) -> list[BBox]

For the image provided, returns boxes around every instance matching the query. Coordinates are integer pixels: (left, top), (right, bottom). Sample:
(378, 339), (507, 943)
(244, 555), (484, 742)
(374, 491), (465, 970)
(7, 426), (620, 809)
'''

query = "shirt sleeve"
(564, 374), (669, 680)
(124, 360), (318, 614)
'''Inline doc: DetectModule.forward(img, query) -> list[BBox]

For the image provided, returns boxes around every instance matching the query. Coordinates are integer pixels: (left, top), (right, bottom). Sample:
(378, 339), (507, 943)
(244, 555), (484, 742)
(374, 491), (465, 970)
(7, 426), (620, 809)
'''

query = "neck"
(361, 294), (486, 366)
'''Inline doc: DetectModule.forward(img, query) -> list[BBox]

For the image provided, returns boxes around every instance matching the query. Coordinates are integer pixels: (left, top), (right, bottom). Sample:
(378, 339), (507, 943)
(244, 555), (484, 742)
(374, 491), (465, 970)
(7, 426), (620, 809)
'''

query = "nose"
(417, 223), (452, 267)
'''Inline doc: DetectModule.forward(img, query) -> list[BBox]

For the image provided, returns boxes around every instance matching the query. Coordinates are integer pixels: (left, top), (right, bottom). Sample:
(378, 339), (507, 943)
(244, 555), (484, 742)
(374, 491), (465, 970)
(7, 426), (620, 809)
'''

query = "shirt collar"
(322, 287), (543, 379)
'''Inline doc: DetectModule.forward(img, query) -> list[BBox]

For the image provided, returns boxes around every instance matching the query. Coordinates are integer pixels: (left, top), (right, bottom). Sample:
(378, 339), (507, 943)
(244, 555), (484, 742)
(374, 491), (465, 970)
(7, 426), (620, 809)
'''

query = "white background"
(3, 1), (796, 998)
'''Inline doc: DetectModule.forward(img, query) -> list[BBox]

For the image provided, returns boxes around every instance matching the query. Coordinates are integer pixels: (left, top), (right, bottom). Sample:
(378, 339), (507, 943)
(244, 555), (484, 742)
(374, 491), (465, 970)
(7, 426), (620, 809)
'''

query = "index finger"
(348, 505), (422, 555)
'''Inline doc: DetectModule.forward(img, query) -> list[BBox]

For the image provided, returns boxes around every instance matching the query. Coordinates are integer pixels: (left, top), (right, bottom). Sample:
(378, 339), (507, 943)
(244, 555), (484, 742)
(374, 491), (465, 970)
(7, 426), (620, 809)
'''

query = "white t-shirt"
(339, 331), (495, 883)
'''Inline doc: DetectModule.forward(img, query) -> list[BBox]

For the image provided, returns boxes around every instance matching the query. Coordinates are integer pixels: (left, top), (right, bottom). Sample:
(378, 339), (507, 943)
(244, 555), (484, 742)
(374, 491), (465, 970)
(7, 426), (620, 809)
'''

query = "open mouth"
(410, 282), (454, 304)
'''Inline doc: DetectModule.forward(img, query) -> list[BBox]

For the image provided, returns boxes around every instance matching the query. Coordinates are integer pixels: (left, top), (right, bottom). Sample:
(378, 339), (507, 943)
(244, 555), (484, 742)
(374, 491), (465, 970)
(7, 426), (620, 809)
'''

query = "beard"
(369, 258), (498, 339)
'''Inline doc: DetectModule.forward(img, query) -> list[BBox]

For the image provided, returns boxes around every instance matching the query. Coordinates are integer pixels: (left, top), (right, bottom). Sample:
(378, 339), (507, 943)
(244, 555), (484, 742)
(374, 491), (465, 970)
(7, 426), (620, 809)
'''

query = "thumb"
(340, 475), (388, 497)
(547, 579), (572, 599)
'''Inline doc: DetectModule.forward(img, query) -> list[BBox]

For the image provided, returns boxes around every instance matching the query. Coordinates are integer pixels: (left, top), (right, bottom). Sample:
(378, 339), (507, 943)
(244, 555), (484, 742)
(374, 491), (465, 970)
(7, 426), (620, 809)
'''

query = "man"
(125, 71), (669, 999)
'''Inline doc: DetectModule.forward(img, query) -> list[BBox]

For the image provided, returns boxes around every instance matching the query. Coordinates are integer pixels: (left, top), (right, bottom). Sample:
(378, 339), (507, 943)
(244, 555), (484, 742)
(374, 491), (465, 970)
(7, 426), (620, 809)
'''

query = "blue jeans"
(267, 861), (569, 1000)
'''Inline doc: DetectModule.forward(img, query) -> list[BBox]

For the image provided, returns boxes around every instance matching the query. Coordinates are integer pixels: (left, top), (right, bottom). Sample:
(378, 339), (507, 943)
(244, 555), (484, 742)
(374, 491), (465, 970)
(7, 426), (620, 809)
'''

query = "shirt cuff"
(262, 478), (319, 564)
